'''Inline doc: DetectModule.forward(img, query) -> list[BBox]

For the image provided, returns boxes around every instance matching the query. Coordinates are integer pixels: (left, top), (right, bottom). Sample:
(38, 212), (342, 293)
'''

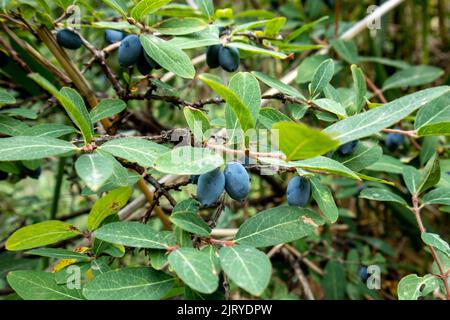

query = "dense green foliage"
(0, 0), (449, 301)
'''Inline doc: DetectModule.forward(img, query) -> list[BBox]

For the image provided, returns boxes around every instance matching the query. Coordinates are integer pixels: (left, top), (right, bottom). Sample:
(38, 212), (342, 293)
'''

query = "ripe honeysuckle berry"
(144, 53), (161, 69)
(206, 44), (221, 69)
(338, 140), (358, 156)
(386, 132), (405, 152)
(359, 266), (369, 282)
(0, 171), (8, 181)
(104, 29), (125, 44)
(136, 52), (153, 75)
(118, 35), (142, 67)
(24, 167), (41, 180)
(218, 45), (240, 72)
(287, 176), (311, 207)
(224, 162), (250, 201)
(196, 168), (225, 207)
(56, 29), (82, 50)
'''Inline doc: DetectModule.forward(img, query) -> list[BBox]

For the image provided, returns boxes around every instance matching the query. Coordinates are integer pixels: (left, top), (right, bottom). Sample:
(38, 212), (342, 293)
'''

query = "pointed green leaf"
(310, 177), (339, 223)
(168, 248), (219, 294)
(359, 188), (407, 206)
(140, 34), (195, 79)
(6, 220), (81, 251)
(323, 86), (450, 144)
(75, 153), (114, 192)
(273, 121), (339, 161)
(397, 274), (440, 300)
(131, 0), (172, 21)
(95, 221), (175, 249)
(90, 99), (127, 123)
(382, 66), (444, 91)
(83, 267), (174, 300)
(199, 73), (254, 132)
(310, 59), (334, 98)
(87, 186), (133, 231)
(253, 71), (306, 100)
(422, 188), (450, 206)
(219, 245), (271, 296)
(99, 137), (169, 167)
(0, 136), (75, 161)
(235, 206), (325, 247)
(421, 233), (450, 256)
(7, 271), (84, 300)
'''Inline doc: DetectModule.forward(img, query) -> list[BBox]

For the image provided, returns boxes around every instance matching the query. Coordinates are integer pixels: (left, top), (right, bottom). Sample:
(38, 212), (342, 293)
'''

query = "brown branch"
(411, 193), (450, 300)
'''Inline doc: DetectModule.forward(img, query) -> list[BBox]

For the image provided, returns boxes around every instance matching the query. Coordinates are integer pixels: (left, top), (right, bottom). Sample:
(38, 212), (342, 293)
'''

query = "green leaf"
(310, 59), (334, 98)
(0, 136), (75, 161)
(131, 0), (172, 21)
(29, 73), (93, 144)
(252, 71), (306, 100)
(397, 274), (440, 300)
(168, 248), (219, 294)
(323, 261), (346, 299)
(259, 156), (360, 180)
(421, 233), (450, 256)
(199, 73), (254, 132)
(414, 92), (450, 130)
(7, 270), (84, 300)
(285, 16), (328, 43)
(169, 27), (220, 49)
(59, 87), (94, 143)
(323, 86), (450, 144)
(87, 186), (133, 231)
(184, 107), (210, 141)
(366, 155), (405, 174)
(75, 153), (114, 192)
(194, 0), (214, 18)
(403, 166), (422, 194)
(6, 220), (81, 251)
(99, 137), (169, 168)
(418, 153), (440, 194)
(230, 42), (287, 60)
(0, 115), (29, 136)
(296, 55), (328, 84)
(153, 146), (223, 175)
(359, 188), (407, 206)
(310, 177), (339, 223)
(225, 72), (260, 140)
(235, 206), (325, 247)
(219, 245), (271, 296)
(332, 143), (382, 172)
(312, 98), (347, 117)
(273, 121), (339, 161)
(257, 107), (291, 130)
(22, 124), (76, 138)
(294, 156), (360, 179)
(83, 267), (174, 300)
(94, 221), (175, 249)
(0, 90), (16, 106)
(140, 34), (195, 79)
(350, 64), (366, 114)
(422, 188), (450, 206)
(0, 107), (37, 119)
(90, 99), (126, 123)
(263, 16), (285, 37)
(382, 66), (444, 91)
(102, 0), (128, 17)
(170, 199), (211, 237)
(358, 56), (410, 69)
(156, 17), (208, 35)
(330, 39), (359, 64)
(25, 248), (90, 261)
(417, 122), (450, 136)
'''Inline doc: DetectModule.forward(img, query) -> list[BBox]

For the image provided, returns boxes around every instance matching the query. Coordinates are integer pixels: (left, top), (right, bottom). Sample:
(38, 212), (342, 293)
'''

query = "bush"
(0, 0), (449, 301)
